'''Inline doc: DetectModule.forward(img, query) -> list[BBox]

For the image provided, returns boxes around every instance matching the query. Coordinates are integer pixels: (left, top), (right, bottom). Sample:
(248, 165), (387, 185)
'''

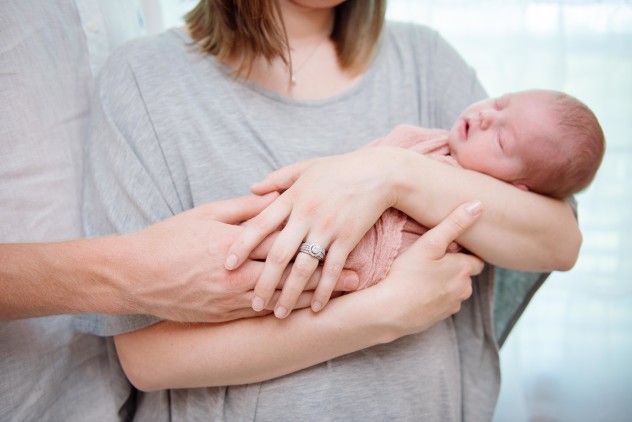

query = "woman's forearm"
(115, 288), (393, 391)
(392, 149), (581, 271)
(114, 202), (485, 392)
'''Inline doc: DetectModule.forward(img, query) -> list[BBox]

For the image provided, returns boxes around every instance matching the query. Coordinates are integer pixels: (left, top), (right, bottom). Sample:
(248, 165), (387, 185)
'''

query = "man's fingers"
(202, 193), (279, 224)
(266, 290), (313, 311)
(417, 200), (482, 260)
(225, 198), (293, 270)
(250, 160), (313, 195)
(249, 232), (280, 259)
(275, 265), (359, 292)
(265, 290), (343, 311)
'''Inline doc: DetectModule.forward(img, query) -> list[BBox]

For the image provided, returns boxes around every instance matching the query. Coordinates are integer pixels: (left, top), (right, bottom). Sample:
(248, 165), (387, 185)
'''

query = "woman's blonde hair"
(185, 0), (386, 77)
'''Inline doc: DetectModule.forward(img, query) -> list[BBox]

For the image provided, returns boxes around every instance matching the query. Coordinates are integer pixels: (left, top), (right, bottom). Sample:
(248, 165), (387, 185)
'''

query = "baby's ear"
(513, 182), (530, 192)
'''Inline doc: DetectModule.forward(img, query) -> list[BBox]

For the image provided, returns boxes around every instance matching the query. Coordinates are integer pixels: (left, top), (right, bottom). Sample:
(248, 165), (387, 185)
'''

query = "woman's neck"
(203, 1), (360, 100)
(252, 2), (360, 99)
(279, 1), (335, 45)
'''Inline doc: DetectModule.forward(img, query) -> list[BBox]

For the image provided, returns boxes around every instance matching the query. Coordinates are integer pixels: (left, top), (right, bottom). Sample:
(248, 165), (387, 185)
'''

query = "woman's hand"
(373, 200), (485, 338)
(224, 147), (405, 318)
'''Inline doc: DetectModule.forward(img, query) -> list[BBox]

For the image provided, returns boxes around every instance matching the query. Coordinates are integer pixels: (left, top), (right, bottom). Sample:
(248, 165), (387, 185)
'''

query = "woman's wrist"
(387, 147), (422, 212)
(339, 283), (412, 344)
(364, 146), (426, 213)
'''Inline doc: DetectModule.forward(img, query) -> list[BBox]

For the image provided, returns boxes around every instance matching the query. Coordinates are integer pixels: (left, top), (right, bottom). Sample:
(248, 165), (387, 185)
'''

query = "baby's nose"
(478, 110), (492, 130)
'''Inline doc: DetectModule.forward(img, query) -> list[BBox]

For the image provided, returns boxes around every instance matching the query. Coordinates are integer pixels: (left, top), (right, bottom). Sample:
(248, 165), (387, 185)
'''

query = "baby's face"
(447, 90), (559, 188)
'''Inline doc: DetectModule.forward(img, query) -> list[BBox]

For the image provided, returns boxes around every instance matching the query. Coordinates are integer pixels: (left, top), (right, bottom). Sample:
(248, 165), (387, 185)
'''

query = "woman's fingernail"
(343, 274), (359, 290)
(225, 254), (238, 270)
(252, 296), (265, 312)
(311, 301), (322, 312)
(465, 200), (482, 216)
(275, 306), (288, 318)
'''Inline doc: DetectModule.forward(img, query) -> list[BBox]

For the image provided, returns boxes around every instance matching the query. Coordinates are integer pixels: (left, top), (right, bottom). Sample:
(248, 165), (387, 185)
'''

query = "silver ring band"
(298, 241), (326, 261)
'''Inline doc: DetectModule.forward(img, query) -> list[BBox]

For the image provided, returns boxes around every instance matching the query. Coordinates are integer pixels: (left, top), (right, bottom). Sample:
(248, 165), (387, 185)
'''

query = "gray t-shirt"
(78, 23), (498, 421)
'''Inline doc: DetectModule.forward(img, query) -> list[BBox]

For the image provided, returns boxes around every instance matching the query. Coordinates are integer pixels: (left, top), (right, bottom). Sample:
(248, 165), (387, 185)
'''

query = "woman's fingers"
(230, 150), (395, 317)
(416, 200), (483, 259)
(271, 252), (321, 318)
(309, 243), (350, 312)
(415, 200), (485, 310)
(248, 242), (359, 301)
(377, 201), (485, 337)
(247, 227), (359, 317)
(270, 228), (356, 317)
(263, 227), (332, 318)
(250, 219), (308, 312)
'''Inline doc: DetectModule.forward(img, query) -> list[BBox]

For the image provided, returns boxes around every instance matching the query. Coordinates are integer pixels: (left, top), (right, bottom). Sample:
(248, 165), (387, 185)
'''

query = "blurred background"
(137, 0), (632, 420)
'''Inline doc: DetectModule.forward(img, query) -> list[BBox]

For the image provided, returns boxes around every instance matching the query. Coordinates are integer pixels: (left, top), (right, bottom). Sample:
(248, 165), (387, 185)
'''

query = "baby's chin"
(446, 125), (461, 152)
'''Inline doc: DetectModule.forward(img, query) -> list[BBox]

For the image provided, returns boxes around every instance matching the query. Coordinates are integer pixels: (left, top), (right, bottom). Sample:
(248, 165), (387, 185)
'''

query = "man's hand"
(118, 194), (359, 322)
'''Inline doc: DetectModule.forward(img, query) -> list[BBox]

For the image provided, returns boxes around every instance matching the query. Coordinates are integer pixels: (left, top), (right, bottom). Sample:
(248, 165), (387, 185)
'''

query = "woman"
(80, 0), (580, 420)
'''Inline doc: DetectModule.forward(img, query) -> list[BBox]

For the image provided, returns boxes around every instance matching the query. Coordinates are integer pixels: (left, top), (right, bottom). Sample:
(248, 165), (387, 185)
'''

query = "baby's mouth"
(462, 119), (470, 141)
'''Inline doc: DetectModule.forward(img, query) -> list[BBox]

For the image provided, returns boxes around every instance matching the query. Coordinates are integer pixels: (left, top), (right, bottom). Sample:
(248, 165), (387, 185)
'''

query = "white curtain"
(148, 1), (632, 420)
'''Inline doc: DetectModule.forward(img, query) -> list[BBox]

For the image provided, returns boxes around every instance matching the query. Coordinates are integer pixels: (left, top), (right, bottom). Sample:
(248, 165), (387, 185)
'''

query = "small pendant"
(291, 75), (297, 86)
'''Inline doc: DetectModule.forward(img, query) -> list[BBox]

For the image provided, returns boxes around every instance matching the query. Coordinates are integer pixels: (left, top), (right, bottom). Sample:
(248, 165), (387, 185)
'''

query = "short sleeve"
(74, 50), (184, 336)
(424, 28), (488, 129)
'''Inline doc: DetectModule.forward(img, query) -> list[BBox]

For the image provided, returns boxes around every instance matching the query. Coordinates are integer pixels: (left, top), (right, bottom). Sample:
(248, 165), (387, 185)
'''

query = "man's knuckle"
(324, 262), (342, 278)
(249, 216), (271, 232)
(293, 261), (314, 278)
(269, 247), (291, 265)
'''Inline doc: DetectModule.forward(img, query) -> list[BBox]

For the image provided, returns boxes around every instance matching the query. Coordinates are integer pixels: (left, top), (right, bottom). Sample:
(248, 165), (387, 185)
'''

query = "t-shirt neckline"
(169, 26), (382, 108)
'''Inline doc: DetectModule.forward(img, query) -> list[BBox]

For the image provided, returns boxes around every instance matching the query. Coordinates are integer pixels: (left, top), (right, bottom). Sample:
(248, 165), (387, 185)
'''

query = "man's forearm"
(0, 238), (131, 320)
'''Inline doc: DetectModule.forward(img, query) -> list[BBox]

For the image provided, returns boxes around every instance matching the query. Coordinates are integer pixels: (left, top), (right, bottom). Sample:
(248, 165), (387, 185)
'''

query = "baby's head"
(447, 89), (605, 198)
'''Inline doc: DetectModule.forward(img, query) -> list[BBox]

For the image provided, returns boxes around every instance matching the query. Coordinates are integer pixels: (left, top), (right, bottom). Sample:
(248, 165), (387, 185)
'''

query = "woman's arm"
(114, 202), (484, 391)
(392, 148), (581, 271)
(225, 147), (580, 315)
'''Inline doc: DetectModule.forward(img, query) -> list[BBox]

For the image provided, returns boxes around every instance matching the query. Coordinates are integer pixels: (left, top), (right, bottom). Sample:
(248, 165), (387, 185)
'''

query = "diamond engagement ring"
(298, 241), (326, 261)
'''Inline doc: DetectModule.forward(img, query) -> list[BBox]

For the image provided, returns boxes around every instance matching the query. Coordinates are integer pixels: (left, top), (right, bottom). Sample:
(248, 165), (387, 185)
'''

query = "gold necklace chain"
(289, 36), (328, 86)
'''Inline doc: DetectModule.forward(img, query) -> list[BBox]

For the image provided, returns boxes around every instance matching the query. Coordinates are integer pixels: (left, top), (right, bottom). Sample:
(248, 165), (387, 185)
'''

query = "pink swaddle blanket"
(345, 125), (460, 289)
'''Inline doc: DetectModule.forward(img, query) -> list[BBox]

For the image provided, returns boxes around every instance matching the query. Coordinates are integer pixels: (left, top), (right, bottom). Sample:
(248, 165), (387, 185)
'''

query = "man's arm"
(0, 195), (360, 322)
(0, 238), (130, 320)
(0, 196), (272, 321)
